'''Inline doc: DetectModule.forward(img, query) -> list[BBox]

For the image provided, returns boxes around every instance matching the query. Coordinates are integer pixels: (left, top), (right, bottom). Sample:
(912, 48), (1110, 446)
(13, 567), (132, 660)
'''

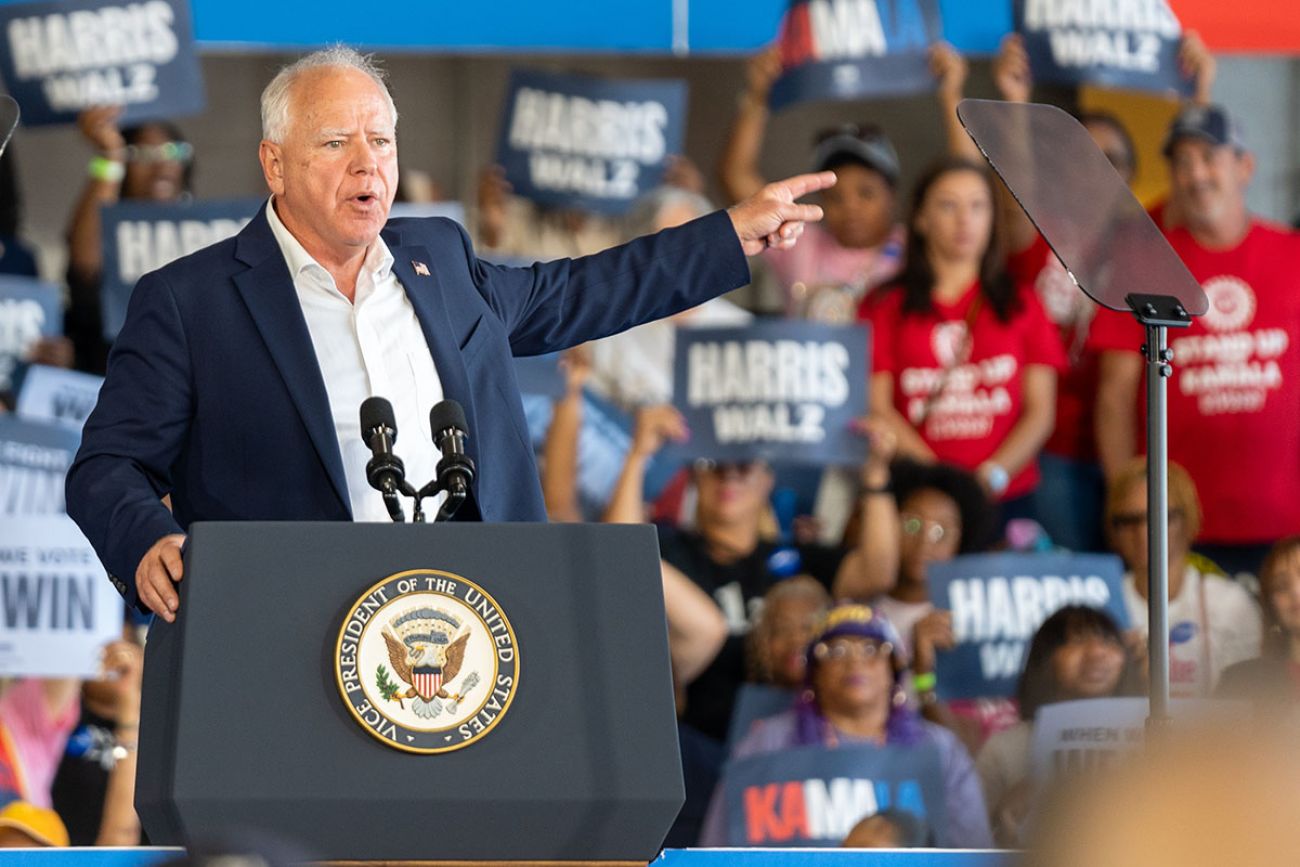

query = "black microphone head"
(429, 399), (468, 436)
(360, 396), (397, 447)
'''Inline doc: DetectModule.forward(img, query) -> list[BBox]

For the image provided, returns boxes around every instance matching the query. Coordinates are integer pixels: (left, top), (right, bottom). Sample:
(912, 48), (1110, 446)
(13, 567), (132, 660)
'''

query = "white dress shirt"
(266, 198), (444, 521)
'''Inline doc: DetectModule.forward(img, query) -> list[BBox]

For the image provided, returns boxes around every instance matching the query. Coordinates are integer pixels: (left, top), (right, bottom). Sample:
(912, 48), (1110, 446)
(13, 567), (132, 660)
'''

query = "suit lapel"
(386, 240), (481, 480)
(233, 209), (352, 516)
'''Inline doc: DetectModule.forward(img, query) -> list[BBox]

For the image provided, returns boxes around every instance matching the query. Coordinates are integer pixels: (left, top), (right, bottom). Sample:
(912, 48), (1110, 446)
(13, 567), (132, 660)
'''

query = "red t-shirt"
(1007, 235), (1101, 461)
(863, 281), (1067, 499)
(1090, 220), (1300, 543)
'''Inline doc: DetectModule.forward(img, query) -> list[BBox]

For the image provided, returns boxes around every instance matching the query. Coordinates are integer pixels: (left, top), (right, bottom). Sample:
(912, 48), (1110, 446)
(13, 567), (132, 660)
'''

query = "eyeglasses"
(126, 141), (193, 165)
(693, 458), (764, 479)
(900, 513), (954, 545)
(1109, 508), (1185, 532)
(813, 639), (893, 662)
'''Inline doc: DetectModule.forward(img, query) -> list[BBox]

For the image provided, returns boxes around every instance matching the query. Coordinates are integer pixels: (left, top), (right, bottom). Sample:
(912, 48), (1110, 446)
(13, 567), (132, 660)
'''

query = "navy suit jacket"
(66, 205), (749, 611)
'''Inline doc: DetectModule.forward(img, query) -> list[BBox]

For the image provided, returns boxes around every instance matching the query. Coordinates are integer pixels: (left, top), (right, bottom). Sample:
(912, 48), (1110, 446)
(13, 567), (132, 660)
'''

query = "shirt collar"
(265, 196), (394, 285)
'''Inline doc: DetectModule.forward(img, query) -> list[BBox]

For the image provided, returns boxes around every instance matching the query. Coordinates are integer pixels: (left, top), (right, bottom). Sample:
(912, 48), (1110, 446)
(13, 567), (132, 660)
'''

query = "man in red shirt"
(1092, 104), (1300, 577)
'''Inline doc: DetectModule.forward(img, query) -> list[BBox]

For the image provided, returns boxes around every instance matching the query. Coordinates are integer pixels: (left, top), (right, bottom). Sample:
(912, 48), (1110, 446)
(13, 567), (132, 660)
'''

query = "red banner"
(1171, 0), (1300, 53)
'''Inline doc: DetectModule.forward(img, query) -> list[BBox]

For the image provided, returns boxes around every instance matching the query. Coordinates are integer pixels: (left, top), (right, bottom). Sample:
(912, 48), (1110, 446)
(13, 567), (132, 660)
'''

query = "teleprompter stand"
(136, 522), (683, 864)
(956, 99), (1208, 731)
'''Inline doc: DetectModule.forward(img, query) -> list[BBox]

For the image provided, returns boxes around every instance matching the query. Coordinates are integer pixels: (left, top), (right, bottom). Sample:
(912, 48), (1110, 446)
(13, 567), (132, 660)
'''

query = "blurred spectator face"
(1263, 545), (1300, 635)
(1084, 119), (1136, 186)
(1108, 480), (1192, 583)
(898, 487), (962, 587)
(913, 167), (993, 266)
(756, 591), (824, 688)
(122, 124), (188, 202)
(811, 635), (893, 716)
(841, 813), (902, 847)
(1050, 627), (1126, 699)
(260, 66), (398, 260)
(821, 162), (895, 250)
(694, 460), (774, 530)
(1167, 138), (1252, 235)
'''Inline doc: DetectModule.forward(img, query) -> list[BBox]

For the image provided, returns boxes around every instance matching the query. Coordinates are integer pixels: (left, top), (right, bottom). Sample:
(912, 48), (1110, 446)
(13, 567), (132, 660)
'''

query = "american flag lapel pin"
(412, 260), (430, 276)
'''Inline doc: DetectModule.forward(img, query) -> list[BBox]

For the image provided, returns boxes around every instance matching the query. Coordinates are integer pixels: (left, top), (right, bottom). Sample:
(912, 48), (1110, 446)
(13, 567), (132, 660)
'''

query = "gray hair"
(260, 45), (398, 143)
(628, 186), (714, 237)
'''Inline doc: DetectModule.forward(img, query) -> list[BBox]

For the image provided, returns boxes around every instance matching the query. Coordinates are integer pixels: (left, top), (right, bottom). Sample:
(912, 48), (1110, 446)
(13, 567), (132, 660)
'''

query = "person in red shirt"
(862, 157), (1065, 522)
(1092, 104), (1300, 578)
(980, 33), (1215, 552)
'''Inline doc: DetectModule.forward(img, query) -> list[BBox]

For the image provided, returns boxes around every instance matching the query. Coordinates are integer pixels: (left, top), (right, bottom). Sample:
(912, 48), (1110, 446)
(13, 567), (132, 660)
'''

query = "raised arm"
(930, 42), (981, 163)
(832, 419), (902, 599)
(603, 404), (689, 524)
(978, 364), (1057, 495)
(540, 347), (590, 522)
(989, 35), (1040, 257)
(717, 46), (783, 204)
(67, 106), (127, 282)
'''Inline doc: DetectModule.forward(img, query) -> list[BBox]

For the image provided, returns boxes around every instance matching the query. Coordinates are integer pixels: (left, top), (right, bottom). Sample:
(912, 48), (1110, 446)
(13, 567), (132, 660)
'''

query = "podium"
(136, 522), (684, 862)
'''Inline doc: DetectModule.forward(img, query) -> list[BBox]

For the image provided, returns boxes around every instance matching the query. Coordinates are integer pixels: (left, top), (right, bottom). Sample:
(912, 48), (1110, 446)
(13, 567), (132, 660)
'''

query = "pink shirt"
(0, 679), (79, 808)
(762, 222), (905, 320)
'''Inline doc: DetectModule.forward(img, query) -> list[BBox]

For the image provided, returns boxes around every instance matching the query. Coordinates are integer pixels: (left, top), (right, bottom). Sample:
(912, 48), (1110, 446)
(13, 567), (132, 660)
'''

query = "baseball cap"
(0, 801), (70, 847)
(1162, 104), (1247, 157)
(811, 124), (901, 186)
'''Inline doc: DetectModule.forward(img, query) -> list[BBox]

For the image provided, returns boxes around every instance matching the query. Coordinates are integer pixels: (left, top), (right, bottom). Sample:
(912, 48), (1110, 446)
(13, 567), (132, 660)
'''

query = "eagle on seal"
(382, 624), (470, 718)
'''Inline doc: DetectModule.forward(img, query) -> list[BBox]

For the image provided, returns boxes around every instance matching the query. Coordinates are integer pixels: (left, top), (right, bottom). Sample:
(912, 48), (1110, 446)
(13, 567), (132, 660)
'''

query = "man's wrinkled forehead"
(284, 67), (396, 137)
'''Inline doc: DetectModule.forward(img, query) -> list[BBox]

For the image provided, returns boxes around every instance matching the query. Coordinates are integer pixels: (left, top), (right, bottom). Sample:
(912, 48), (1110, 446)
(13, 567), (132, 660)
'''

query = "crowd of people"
(2, 31), (1299, 853)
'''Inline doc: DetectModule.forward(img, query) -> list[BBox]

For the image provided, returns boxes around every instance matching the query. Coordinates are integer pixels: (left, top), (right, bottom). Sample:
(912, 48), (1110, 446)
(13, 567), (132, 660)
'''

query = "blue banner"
(0, 275), (60, 393)
(927, 553), (1129, 701)
(495, 68), (687, 216)
(1014, 0), (1193, 96)
(721, 743), (944, 847)
(15, 365), (104, 430)
(100, 198), (257, 340)
(768, 0), (942, 111)
(0, 415), (81, 516)
(673, 322), (868, 467)
(0, 0), (204, 126)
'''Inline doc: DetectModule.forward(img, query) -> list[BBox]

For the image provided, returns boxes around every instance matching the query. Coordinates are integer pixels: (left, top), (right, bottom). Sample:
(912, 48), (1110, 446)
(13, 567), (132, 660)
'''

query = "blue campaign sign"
(726, 683), (797, 749)
(673, 322), (868, 467)
(100, 198), (258, 340)
(721, 743), (944, 847)
(1015, 0), (1194, 96)
(0, 414), (82, 516)
(16, 364), (104, 431)
(495, 68), (688, 216)
(927, 552), (1129, 701)
(0, 274), (60, 393)
(0, 0), (205, 126)
(768, 0), (943, 111)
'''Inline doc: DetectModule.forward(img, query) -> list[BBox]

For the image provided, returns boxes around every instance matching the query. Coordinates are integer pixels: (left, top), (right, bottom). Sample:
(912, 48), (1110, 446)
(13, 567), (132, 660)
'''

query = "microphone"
(359, 396), (408, 522)
(429, 399), (475, 521)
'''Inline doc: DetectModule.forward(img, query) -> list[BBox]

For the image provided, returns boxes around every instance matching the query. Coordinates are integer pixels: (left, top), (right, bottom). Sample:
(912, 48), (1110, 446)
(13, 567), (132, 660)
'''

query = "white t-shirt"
(1123, 565), (1263, 698)
(875, 594), (934, 660)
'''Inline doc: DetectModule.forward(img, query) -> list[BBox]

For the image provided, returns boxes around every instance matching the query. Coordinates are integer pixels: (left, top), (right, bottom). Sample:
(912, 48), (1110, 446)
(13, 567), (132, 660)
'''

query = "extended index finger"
(770, 171), (837, 200)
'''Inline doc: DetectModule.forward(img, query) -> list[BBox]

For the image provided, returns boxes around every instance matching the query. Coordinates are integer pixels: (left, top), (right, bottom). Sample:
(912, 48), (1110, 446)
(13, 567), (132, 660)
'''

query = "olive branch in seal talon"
(376, 664), (405, 709)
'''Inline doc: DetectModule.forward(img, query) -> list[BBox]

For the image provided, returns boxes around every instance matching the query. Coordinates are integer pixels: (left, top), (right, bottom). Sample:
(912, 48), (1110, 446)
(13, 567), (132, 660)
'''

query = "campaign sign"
(16, 365), (104, 431)
(496, 68), (687, 216)
(673, 322), (868, 467)
(100, 198), (258, 340)
(0, 275), (60, 392)
(928, 553), (1129, 701)
(769, 0), (942, 111)
(0, 0), (205, 126)
(1015, 0), (1194, 96)
(727, 683), (798, 748)
(722, 743), (944, 846)
(0, 415), (81, 516)
(0, 516), (122, 677)
(1028, 697), (1242, 786)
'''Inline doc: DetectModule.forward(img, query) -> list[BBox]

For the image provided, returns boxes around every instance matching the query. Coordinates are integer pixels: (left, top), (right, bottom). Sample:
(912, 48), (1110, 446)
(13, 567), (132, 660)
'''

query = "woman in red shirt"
(862, 157), (1064, 520)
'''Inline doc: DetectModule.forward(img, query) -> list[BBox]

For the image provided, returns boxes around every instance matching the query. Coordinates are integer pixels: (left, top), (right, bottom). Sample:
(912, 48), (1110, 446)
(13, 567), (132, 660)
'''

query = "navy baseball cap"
(1162, 104), (1247, 157)
(811, 124), (901, 186)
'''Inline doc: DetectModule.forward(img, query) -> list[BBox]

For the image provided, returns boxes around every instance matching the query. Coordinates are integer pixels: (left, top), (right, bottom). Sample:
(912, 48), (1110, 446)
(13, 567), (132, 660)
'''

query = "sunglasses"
(126, 141), (193, 165)
(693, 458), (764, 478)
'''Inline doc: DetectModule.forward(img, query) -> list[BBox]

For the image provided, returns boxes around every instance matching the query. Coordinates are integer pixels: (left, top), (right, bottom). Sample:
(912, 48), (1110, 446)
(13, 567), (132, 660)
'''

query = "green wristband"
(88, 155), (126, 183)
(913, 671), (937, 693)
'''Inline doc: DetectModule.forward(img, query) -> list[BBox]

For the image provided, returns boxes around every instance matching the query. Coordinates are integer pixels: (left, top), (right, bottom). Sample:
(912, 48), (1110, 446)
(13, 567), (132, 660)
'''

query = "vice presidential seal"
(334, 569), (519, 753)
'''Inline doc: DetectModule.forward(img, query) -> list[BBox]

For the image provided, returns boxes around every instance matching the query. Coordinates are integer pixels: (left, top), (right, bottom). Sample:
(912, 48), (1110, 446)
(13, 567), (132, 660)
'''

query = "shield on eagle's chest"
(412, 666), (443, 701)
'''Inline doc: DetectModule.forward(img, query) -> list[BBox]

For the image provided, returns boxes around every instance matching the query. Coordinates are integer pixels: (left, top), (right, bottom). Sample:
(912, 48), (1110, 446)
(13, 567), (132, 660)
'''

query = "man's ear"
(259, 140), (285, 196)
(1237, 149), (1256, 190)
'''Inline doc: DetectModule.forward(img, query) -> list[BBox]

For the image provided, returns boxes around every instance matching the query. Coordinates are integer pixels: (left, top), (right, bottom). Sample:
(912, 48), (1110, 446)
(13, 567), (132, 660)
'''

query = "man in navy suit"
(66, 47), (834, 622)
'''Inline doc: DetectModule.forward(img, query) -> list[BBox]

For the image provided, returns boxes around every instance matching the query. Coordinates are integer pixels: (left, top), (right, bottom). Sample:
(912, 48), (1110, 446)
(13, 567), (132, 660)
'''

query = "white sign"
(16, 364), (103, 430)
(0, 516), (122, 677)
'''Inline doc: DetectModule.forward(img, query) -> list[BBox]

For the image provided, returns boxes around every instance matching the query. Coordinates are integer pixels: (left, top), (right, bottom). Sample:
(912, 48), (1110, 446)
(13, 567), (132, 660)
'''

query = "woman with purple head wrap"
(698, 603), (993, 848)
